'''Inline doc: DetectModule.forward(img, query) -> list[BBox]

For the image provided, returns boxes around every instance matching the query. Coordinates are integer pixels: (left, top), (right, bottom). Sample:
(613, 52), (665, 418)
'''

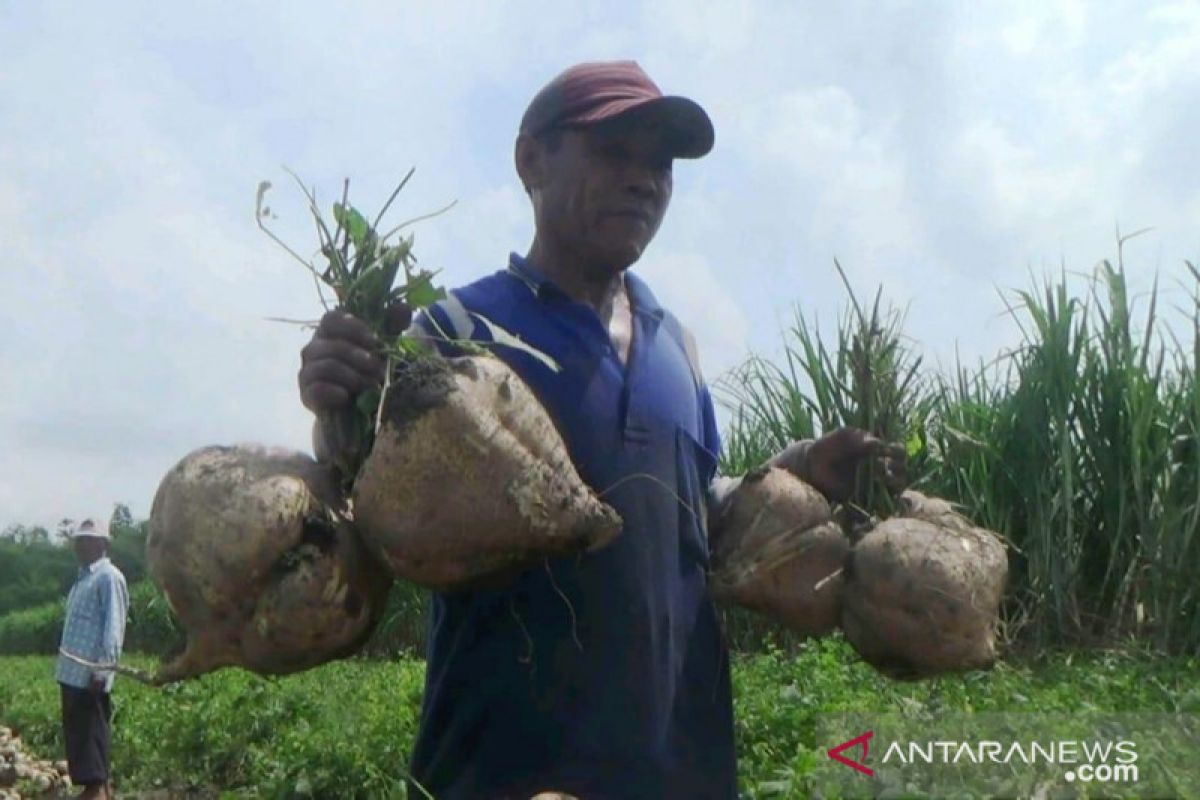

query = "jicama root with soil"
(353, 356), (622, 592)
(840, 489), (1008, 679)
(708, 466), (849, 637)
(145, 445), (391, 683)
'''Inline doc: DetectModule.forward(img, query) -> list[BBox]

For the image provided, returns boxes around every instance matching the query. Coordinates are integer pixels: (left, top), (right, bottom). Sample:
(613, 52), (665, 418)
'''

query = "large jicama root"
(147, 445), (391, 683)
(353, 357), (623, 592)
(841, 490), (1008, 679)
(708, 467), (850, 637)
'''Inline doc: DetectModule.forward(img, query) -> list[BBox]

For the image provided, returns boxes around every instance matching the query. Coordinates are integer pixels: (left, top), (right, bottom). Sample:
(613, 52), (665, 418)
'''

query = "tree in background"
(0, 526), (74, 616)
(0, 504), (149, 615)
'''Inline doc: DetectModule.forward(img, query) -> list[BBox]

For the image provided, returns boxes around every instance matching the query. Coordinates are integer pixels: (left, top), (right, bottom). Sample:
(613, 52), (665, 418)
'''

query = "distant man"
(56, 519), (128, 800)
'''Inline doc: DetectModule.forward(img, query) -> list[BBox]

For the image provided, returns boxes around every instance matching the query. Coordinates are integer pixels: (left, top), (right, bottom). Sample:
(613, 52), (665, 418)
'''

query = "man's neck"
(524, 238), (626, 316)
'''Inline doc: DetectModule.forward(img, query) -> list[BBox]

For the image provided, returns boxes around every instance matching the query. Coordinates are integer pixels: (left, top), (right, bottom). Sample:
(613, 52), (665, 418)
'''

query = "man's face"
(526, 117), (675, 273)
(73, 536), (105, 565)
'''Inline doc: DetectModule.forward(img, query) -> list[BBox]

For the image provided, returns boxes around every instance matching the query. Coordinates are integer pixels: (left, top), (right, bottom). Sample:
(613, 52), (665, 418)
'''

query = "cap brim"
(572, 95), (715, 159)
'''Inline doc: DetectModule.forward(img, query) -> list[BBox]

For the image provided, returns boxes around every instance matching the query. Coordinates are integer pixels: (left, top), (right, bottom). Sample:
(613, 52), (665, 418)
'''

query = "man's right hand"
(298, 305), (412, 412)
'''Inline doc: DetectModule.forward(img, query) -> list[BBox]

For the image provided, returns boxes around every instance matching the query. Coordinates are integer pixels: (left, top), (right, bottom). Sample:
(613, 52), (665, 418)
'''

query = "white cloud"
(1107, 1), (1200, 96)
(1000, 0), (1088, 54)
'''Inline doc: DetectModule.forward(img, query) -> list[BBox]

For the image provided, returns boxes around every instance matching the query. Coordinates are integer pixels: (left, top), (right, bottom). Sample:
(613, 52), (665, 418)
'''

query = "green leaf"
(395, 337), (432, 358)
(905, 427), (925, 460)
(355, 386), (381, 420)
(403, 272), (446, 309)
(333, 203), (370, 249)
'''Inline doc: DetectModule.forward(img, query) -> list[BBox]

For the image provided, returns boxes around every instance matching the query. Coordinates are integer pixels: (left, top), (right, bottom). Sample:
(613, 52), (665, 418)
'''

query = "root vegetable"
(147, 445), (391, 683)
(708, 467), (849, 637)
(840, 490), (1007, 679)
(0, 727), (70, 796)
(352, 356), (623, 592)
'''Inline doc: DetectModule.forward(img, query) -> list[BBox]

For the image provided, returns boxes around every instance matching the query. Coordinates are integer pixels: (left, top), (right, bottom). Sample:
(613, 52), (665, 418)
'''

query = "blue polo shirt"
(408, 254), (736, 800)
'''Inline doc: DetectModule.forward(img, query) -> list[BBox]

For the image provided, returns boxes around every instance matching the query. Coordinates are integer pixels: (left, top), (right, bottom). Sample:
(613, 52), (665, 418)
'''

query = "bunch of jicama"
(709, 467), (1006, 679)
(142, 171), (621, 682)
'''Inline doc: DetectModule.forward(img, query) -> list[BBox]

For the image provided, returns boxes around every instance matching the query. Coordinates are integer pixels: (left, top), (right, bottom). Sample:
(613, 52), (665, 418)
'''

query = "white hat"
(71, 519), (111, 540)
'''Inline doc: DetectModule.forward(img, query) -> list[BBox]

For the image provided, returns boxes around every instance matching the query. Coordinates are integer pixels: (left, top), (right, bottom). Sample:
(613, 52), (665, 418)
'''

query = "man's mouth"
(606, 209), (653, 225)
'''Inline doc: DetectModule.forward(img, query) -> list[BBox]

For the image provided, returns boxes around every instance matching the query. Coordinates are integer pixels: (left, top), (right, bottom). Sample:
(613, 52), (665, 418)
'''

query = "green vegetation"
(719, 252), (1200, 655)
(2, 643), (1196, 798)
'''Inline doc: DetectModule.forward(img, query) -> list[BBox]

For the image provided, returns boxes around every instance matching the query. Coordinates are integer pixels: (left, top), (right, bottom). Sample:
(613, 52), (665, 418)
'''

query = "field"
(2, 642), (1198, 798)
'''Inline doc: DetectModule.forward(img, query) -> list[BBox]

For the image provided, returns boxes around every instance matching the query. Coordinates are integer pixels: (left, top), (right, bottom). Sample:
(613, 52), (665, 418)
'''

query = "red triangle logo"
(827, 730), (875, 776)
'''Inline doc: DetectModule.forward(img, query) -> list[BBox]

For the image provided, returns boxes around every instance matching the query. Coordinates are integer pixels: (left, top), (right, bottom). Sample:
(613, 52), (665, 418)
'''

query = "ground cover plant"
(2, 644), (1197, 798)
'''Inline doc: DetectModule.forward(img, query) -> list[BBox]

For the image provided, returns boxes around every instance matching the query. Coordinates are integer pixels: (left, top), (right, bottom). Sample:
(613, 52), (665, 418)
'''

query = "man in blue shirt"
(299, 61), (900, 799)
(56, 518), (129, 800)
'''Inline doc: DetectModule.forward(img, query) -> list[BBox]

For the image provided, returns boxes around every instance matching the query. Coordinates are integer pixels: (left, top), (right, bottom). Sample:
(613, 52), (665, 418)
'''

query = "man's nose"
(624, 169), (660, 200)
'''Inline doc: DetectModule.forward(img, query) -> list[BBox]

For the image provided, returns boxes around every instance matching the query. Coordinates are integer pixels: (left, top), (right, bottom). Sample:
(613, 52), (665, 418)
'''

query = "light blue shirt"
(55, 556), (128, 692)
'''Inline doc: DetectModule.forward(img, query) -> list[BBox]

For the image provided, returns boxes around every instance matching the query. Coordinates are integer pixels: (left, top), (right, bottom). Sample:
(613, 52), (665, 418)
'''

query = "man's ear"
(514, 133), (544, 195)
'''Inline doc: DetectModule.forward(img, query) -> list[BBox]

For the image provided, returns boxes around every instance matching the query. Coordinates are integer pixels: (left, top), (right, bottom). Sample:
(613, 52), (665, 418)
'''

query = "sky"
(2, 1), (1198, 531)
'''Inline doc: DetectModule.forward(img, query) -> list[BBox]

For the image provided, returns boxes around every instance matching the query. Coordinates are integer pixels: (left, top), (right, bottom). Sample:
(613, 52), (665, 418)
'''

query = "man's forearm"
(97, 581), (128, 681)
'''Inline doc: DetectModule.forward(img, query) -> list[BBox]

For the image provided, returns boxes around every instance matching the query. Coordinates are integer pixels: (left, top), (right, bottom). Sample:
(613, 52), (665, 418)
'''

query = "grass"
(2, 642), (1196, 798)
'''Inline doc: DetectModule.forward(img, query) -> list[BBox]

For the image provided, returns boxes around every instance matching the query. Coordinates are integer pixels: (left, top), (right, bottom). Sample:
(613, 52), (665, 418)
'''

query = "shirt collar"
(83, 556), (110, 575)
(622, 270), (665, 321)
(507, 252), (557, 297)
(507, 253), (665, 320)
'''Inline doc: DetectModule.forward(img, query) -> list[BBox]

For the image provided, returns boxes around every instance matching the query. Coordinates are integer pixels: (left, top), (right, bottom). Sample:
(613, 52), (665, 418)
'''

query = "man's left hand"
(88, 675), (107, 694)
(771, 427), (907, 502)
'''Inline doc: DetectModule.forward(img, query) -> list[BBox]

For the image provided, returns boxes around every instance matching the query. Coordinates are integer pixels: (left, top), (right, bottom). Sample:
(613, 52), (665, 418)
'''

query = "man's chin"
(596, 239), (651, 272)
